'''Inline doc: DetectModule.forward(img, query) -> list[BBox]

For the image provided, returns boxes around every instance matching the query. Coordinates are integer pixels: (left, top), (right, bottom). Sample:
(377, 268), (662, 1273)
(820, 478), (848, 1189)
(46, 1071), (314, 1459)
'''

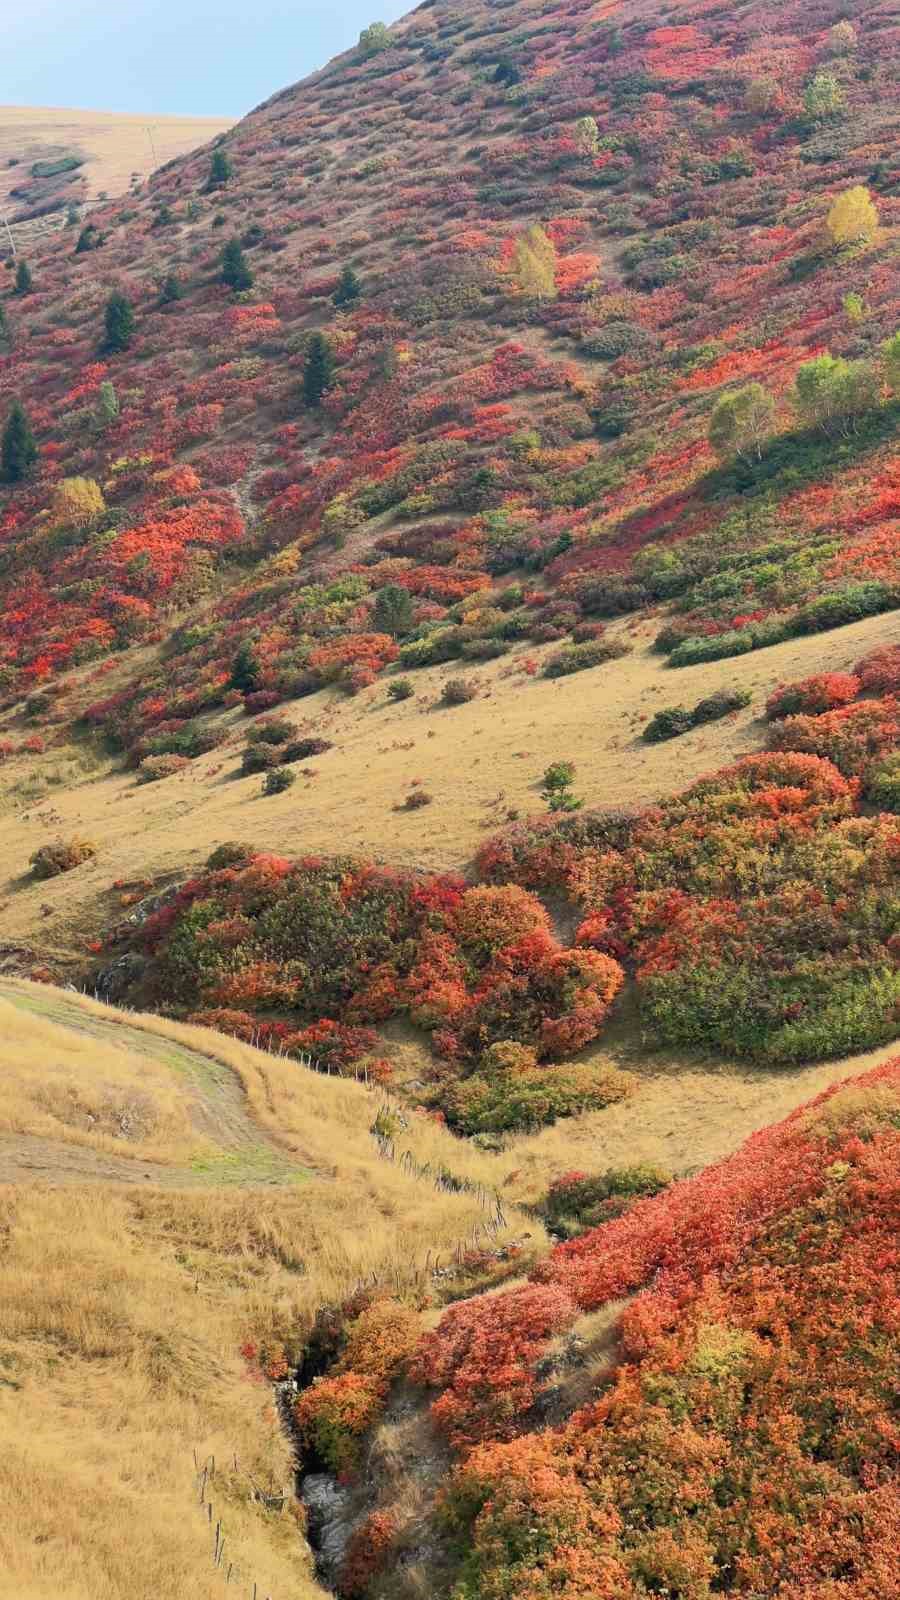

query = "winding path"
(0, 980), (313, 1188)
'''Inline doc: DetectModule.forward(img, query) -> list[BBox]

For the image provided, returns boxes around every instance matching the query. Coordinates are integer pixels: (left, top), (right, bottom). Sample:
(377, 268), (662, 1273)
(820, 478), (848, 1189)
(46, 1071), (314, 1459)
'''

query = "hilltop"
(0, 104), (233, 226)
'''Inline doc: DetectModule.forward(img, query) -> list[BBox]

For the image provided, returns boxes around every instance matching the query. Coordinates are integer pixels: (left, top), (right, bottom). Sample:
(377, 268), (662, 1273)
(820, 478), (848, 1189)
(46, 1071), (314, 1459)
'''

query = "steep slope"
(0, 0), (896, 742)
(289, 1054), (900, 1600)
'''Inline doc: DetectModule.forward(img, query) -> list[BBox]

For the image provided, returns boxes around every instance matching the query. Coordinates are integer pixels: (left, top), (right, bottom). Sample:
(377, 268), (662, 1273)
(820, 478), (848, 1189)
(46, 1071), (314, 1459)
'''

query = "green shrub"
(263, 767), (296, 795)
(542, 638), (631, 678)
(581, 321), (651, 360)
(241, 744), (281, 775)
(543, 1164), (671, 1238)
(206, 842), (255, 870)
(668, 630), (755, 667)
(440, 1059), (632, 1134)
(281, 738), (332, 764)
(867, 755), (900, 813)
(387, 678), (414, 702)
(643, 706), (693, 743)
(691, 687), (752, 724)
(246, 716), (294, 747)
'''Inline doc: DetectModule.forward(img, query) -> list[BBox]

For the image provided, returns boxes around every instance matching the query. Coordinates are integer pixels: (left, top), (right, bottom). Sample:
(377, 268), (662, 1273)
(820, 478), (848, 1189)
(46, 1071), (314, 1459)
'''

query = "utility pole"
(144, 125), (158, 166)
(0, 213), (16, 260)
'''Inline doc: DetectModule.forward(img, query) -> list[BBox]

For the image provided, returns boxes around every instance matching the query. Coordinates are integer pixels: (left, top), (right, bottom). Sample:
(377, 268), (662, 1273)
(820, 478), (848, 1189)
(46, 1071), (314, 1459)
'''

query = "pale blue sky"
(5, 0), (411, 117)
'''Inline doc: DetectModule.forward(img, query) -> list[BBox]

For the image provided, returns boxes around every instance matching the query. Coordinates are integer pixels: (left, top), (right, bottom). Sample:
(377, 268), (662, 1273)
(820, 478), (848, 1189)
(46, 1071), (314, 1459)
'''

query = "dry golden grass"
(0, 995), (202, 1162)
(0, 104), (233, 213)
(0, 982), (544, 1600)
(0, 608), (896, 972)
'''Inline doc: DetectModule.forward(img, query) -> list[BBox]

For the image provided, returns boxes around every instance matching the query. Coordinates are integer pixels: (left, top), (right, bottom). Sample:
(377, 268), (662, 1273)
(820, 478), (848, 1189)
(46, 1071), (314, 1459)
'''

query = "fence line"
(193, 1448), (283, 1596)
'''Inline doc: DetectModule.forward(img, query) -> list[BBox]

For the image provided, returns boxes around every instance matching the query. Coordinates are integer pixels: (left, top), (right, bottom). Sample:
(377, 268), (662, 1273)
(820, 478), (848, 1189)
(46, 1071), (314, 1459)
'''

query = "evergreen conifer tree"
(221, 238), (253, 292)
(333, 265), (362, 308)
(303, 333), (335, 407)
(205, 149), (232, 191)
(14, 260), (32, 295)
(230, 640), (260, 693)
(159, 273), (183, 305)
(1, 400), (37, 484)
(103, 292), (135, 353)
(373, 584), (414, 637)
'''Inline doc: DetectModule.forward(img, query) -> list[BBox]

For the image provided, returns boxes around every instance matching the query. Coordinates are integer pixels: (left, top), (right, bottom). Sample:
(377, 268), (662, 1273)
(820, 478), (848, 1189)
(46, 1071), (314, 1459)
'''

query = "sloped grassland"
(0, 977), (543, 1600)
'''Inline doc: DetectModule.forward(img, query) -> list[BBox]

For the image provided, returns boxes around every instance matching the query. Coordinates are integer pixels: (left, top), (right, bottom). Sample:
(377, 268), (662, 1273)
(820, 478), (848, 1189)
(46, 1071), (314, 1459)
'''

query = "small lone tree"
(883, 331), (900, 395)
(159, 272), (183, 305)
(14, 259), (32, 295)
(74, 224), (100, 254)
(794, 354), (878, 435)
(540, 762), (582, 813)
(828, 19), (857, 54)
(373, 584), (414, 638)
(229, 639), (260, 693)
(50, 475), (105, 529)
(205, 148), (232, 191)
(804, 71), (845, 121)
(303, 333), (335, 407)
(94, 379), (119, 430)
(574, 115), (599, 155)
(103, 291), (135, 353)
(708, 383), (776, 462)
(514, 223), (557, 300)
(358, 21), (390, 57)
(333, 264), (362, 308)
(1, 400), (37, 484)
(221, 237), (253, 291)
(745, 75), (779, 115)
(827, 185), (879, 247)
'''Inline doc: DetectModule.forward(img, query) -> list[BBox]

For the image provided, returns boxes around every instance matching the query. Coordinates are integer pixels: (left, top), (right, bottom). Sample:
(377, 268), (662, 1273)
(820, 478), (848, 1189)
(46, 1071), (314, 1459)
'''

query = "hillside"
(2, 982), (898, 1599)
(0, 0), (898, 1593)
(0, 105), (233, 226)
(0, 978), (542, 1600)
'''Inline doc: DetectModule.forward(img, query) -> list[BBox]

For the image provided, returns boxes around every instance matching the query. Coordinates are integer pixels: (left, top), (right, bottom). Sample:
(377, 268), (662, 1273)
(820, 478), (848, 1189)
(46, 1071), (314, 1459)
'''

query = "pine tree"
(205, 149), (232, 191)
(333, 264), (362, 308)
(0, 305), (9, 349)
(103, 292), (135, 353)
(221, 238), (253, 292)
(373, 584), (414, 638)
(159, 273), (183, 305)
(229, 640), (260, 693)
(14, 260), (32, 296)
(303, 333), (335, 407)
(1, 400), (38, 484)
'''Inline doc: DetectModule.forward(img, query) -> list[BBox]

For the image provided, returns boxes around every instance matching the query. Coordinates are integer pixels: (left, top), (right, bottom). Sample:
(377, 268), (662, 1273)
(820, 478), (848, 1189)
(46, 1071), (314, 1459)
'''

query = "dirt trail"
(0, 981), (312, 1189)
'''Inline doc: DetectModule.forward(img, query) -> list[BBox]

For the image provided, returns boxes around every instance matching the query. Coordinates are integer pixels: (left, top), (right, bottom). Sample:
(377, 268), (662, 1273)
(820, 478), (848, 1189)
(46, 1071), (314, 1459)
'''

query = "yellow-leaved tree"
(513, 224), (557, 300)
(827, 186), (879, 246)
(50, 475), (106, 529)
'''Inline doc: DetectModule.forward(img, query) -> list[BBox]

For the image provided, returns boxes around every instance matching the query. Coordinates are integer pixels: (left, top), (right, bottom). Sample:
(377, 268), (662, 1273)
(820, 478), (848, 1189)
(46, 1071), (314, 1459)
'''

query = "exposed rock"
(301, 1472), (357, 1584)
